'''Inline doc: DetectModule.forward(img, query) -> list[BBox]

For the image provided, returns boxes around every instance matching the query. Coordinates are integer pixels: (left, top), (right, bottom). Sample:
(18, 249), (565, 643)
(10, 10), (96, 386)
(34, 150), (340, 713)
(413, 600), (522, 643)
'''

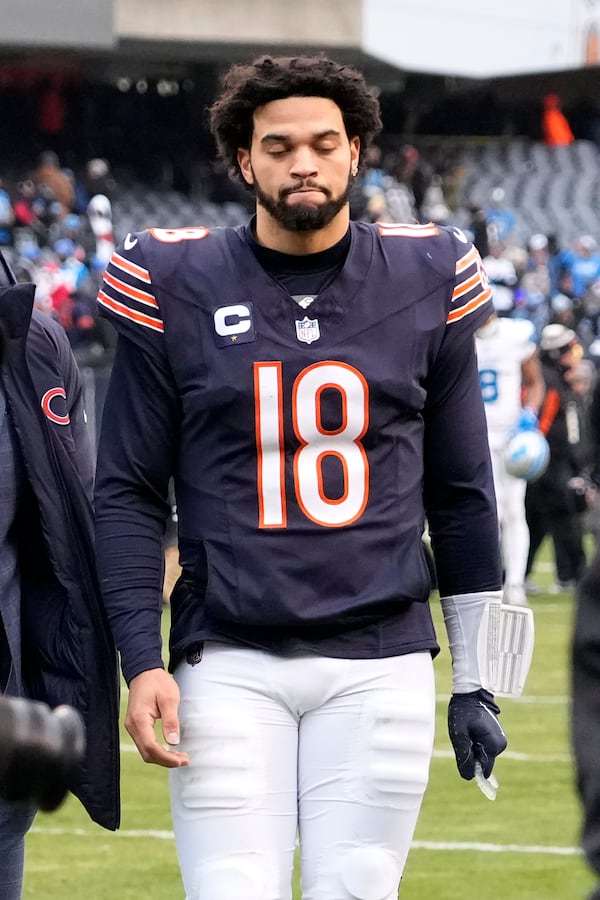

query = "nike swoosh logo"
(123, 233), (138, 250)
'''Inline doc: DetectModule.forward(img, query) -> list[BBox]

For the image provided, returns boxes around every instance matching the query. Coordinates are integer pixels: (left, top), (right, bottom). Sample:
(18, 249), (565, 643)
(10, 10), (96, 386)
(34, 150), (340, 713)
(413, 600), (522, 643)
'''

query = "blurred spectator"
(420, 174), (451, 224)
(360, 144), (388, 194)
(32, 150), (74, 220)
(555, 266), (577, 305)
(519, 233), (553, 337)
(64, 168), (92, 216)
(352, 144), (425, 224)
(549, 292), (578, 330)
(11, 179), (46, 243)
(393, 143), (432, 217)
(578, 281), (600, 350)
(466, 204), (490, 257)
(485, 187), (517, 244)
(546, 233), (565, 296)
(481, 241), (519, 316)
(0, 178), (14, 248)
(527, 232), (550, 267)
(69, 282), (117, 369)
(350, 143), (391, 221)
(440, 158), (466, 216)
(560, 235), (600, 301)
(84, 158), (115, 202)
(86, 194), (116, 268)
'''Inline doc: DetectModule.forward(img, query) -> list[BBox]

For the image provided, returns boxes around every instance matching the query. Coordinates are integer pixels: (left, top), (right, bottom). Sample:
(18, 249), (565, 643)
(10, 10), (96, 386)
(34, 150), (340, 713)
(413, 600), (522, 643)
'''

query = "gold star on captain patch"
(230, 335), (238, 342)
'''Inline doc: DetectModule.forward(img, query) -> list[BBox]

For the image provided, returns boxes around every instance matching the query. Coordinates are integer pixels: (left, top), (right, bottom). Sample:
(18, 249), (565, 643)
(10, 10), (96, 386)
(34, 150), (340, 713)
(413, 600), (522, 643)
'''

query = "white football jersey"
(475, 317), (537, 450)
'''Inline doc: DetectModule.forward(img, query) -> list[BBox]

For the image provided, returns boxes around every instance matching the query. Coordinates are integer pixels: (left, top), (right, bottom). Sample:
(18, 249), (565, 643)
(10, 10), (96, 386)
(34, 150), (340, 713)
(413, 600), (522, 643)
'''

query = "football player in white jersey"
(476, 312), (545, 605)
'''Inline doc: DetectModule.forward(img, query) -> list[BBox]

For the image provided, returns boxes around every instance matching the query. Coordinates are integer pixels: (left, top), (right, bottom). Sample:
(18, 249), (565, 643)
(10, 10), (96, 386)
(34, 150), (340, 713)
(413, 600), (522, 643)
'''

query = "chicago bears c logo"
(41, 387), (70, 425)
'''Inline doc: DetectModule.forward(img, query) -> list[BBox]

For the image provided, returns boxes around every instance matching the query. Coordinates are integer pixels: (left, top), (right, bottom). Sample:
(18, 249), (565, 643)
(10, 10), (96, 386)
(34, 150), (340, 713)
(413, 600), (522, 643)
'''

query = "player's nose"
(289, 147), (319, 179)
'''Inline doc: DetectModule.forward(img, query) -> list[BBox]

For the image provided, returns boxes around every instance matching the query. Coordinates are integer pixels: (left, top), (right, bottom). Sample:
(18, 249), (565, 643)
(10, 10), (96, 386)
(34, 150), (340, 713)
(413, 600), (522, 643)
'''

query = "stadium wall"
(116, 0), (361, 48)
(1, 0), (114, 49)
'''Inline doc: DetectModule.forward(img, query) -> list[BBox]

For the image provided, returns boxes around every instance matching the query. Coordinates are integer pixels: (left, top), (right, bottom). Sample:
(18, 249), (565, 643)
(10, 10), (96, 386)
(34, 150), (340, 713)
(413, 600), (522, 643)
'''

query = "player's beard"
(253, 174), (352, 232)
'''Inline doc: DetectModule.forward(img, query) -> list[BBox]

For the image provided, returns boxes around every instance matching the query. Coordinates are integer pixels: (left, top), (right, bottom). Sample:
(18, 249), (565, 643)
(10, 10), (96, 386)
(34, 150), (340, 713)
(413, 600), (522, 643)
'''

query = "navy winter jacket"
(0, 279), (120, 831)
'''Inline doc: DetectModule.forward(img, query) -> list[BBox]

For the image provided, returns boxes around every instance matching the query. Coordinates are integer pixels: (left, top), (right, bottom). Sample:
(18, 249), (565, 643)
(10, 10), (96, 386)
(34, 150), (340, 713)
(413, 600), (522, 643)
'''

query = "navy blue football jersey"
(94, 220), (502, 682)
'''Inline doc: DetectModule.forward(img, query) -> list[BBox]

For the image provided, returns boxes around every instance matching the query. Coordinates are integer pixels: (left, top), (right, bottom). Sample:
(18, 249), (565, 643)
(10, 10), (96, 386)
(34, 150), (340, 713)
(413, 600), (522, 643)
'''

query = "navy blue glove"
(448, 689), (507, 779)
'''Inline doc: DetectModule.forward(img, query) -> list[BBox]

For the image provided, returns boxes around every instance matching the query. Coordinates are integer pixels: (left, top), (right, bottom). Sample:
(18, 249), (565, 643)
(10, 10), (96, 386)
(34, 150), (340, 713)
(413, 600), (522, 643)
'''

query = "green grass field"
(22, 540), (598, 899)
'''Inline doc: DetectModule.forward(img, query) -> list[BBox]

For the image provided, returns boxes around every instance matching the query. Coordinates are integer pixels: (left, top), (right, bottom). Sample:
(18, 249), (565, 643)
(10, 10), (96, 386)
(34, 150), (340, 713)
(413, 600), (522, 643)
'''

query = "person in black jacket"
(572, 550), (600, 900)
(572, 347), (600, 900)
(0, 249), (120, 899)
(525, 323), (591, 593)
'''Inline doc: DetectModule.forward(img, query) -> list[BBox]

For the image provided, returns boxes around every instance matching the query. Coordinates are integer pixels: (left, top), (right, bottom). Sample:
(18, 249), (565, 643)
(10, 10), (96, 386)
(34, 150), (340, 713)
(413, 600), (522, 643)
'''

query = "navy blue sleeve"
(94, 333), (181, 683)
(32, 310), (96, 498)
(54, 318), (95, 498)
(423, 320), (502, 597)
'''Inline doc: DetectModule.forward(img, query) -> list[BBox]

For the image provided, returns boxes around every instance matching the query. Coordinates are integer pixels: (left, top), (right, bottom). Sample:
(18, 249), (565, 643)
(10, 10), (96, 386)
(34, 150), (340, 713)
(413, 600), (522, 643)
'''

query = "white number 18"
(254, 361), (370, 528)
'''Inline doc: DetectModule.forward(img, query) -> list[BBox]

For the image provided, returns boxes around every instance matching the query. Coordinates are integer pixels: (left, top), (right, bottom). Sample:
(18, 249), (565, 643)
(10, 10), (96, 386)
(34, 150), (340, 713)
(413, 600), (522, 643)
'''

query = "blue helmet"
(504, 429), (550, 481)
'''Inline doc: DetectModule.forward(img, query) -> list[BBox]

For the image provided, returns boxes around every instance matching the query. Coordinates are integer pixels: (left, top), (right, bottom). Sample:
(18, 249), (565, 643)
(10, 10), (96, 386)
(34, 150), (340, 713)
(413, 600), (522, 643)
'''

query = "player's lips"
(282, 183), (327, 197)
(284, 187), (327, 201)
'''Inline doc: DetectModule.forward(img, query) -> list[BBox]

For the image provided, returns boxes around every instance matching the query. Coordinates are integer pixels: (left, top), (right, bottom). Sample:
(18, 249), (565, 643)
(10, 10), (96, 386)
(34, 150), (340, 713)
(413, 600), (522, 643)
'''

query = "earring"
(352, 166), (358, 177)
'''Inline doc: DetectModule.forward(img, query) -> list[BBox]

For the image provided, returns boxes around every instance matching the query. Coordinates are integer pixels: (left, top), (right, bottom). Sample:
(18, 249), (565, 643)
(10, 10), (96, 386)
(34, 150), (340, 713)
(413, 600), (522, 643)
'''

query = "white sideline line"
(411, 841), (582, 856)
(31, 826), (175, 840)
(30, 826), (582, 856)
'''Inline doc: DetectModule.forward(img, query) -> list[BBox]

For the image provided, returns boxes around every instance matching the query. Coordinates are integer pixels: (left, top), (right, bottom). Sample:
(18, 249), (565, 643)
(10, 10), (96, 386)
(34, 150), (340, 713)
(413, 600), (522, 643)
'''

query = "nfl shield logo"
(295, 316), (320, 344)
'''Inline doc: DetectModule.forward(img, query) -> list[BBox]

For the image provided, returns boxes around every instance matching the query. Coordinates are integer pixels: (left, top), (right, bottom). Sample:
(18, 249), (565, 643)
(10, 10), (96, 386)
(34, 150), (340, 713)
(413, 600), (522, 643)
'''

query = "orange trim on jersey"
(109, 251), (151, 283)
(314, 381), (348, 436)
(446, 287), (492, 323)
(97, 290), (164, 332)
(538, 388), (561, 435)
(254, 361), (287, 529)
(292, 360), (370, 528)
(378, 222), (439, 238)
(315, 451), (350, 506)
(452, 271), (481, 302)
(455, 245), (479, 274)
(103, 270), (158, 308)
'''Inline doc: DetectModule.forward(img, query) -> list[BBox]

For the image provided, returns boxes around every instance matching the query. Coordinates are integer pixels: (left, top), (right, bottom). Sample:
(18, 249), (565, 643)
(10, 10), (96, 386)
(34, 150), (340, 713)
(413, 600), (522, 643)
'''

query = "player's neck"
(253, 207), (351, 255)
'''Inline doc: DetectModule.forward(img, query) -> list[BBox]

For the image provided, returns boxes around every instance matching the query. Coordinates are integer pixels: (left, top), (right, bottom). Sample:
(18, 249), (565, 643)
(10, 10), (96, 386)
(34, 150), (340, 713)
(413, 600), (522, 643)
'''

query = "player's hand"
(448, 689), (507, 779)
(515, 407), (538, 432)
(125, 668), (189, 768)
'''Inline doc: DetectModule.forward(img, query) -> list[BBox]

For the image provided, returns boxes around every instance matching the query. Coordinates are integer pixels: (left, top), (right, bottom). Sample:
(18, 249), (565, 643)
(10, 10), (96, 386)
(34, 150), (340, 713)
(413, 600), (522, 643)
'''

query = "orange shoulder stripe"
(103, 270), (158, 308)
(446, 288), (492, 323)
(109, 252), (151, 283)
(97, 290), (164, 333)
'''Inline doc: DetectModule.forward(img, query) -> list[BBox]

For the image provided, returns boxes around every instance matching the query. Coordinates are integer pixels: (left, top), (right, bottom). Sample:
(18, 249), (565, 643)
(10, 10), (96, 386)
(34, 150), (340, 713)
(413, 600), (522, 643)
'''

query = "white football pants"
(490, 444), (530, 597)
(169, 643), (435, 900)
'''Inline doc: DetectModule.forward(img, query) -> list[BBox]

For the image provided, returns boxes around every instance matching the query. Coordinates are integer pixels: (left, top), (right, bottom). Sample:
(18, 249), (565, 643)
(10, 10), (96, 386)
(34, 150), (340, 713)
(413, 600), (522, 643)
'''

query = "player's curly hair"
(208, 54), (383, 186)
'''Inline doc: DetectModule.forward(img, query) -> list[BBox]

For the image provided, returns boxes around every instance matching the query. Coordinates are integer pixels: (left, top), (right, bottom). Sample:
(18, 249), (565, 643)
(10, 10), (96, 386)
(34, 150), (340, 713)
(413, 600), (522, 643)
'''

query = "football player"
(475, 312), (545, 605)
(95, 55), (510, 899)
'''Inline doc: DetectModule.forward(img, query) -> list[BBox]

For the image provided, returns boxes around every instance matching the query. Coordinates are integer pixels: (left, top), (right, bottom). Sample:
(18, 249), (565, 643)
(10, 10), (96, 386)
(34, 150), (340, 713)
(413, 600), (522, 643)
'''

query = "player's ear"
(237, 149), (254, 186)
(350, 136), (360, 176)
